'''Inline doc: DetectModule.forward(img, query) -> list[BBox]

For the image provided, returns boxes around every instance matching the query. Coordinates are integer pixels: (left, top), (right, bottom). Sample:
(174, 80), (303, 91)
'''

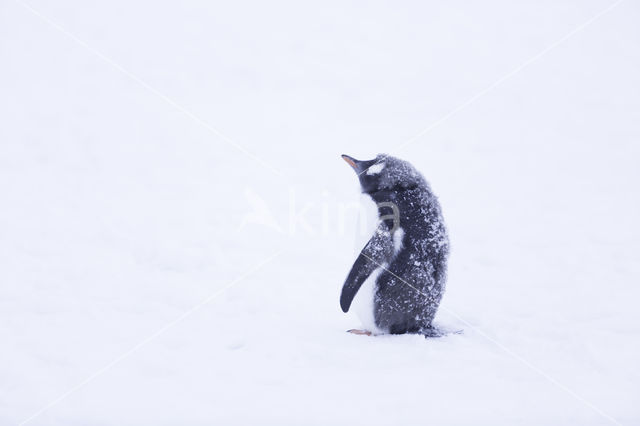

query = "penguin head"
(341, 153), (424, 194)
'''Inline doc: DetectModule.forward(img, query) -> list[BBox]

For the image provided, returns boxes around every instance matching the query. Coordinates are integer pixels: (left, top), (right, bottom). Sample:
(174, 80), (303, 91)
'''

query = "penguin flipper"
(340, 224), (394, 313)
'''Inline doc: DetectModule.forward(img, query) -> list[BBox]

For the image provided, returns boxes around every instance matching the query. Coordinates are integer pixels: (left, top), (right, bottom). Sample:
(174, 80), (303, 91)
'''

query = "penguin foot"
(347, 329), (372, 336)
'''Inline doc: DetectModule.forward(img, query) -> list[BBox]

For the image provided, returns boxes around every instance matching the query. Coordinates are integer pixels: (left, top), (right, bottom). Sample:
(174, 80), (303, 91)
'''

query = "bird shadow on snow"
(346, 324), (464, 340)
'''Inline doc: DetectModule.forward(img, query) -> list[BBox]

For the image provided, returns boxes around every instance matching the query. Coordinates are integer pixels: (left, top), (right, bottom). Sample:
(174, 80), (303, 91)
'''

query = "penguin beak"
(341, 154), (361, 172)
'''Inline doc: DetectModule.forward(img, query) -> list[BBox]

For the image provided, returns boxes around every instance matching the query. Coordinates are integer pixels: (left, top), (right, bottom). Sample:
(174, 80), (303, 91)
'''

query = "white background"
(1, 0), (639, 424)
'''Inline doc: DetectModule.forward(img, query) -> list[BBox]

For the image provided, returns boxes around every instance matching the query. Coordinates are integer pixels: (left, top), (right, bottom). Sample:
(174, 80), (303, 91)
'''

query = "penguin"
(340, 153), (449, 336)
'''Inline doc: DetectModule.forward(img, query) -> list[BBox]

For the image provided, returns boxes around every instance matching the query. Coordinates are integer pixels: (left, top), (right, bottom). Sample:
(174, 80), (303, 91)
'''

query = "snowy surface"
(1, 0), (640, 424)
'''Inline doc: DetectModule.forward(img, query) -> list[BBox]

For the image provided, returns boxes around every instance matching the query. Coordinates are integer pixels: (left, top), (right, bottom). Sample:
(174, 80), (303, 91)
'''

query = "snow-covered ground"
(1, 0), (639, 424)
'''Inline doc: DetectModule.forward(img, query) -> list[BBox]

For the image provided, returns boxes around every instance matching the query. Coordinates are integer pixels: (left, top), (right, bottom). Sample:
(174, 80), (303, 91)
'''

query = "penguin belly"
(354, 193), (379, 250)
(351, 228), (405, 334)
(350, 193), (384, 333)
(351, 264), (385, 334)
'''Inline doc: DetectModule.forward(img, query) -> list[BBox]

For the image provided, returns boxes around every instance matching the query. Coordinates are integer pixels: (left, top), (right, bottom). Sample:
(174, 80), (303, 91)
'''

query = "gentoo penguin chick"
(340, 154), (449, 336)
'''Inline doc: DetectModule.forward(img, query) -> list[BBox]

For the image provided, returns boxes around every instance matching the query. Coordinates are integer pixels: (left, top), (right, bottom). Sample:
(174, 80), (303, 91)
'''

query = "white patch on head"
(366, 162), (385, 175)
(393, 227), (405, 254)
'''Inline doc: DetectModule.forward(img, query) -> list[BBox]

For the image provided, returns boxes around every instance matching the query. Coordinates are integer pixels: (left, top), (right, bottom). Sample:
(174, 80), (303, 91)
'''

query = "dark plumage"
(340, 154), (449, 335)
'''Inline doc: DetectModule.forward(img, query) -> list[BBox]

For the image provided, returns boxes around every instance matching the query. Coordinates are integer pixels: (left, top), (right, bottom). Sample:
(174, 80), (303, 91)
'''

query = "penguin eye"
(366, 162), (385, 175)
